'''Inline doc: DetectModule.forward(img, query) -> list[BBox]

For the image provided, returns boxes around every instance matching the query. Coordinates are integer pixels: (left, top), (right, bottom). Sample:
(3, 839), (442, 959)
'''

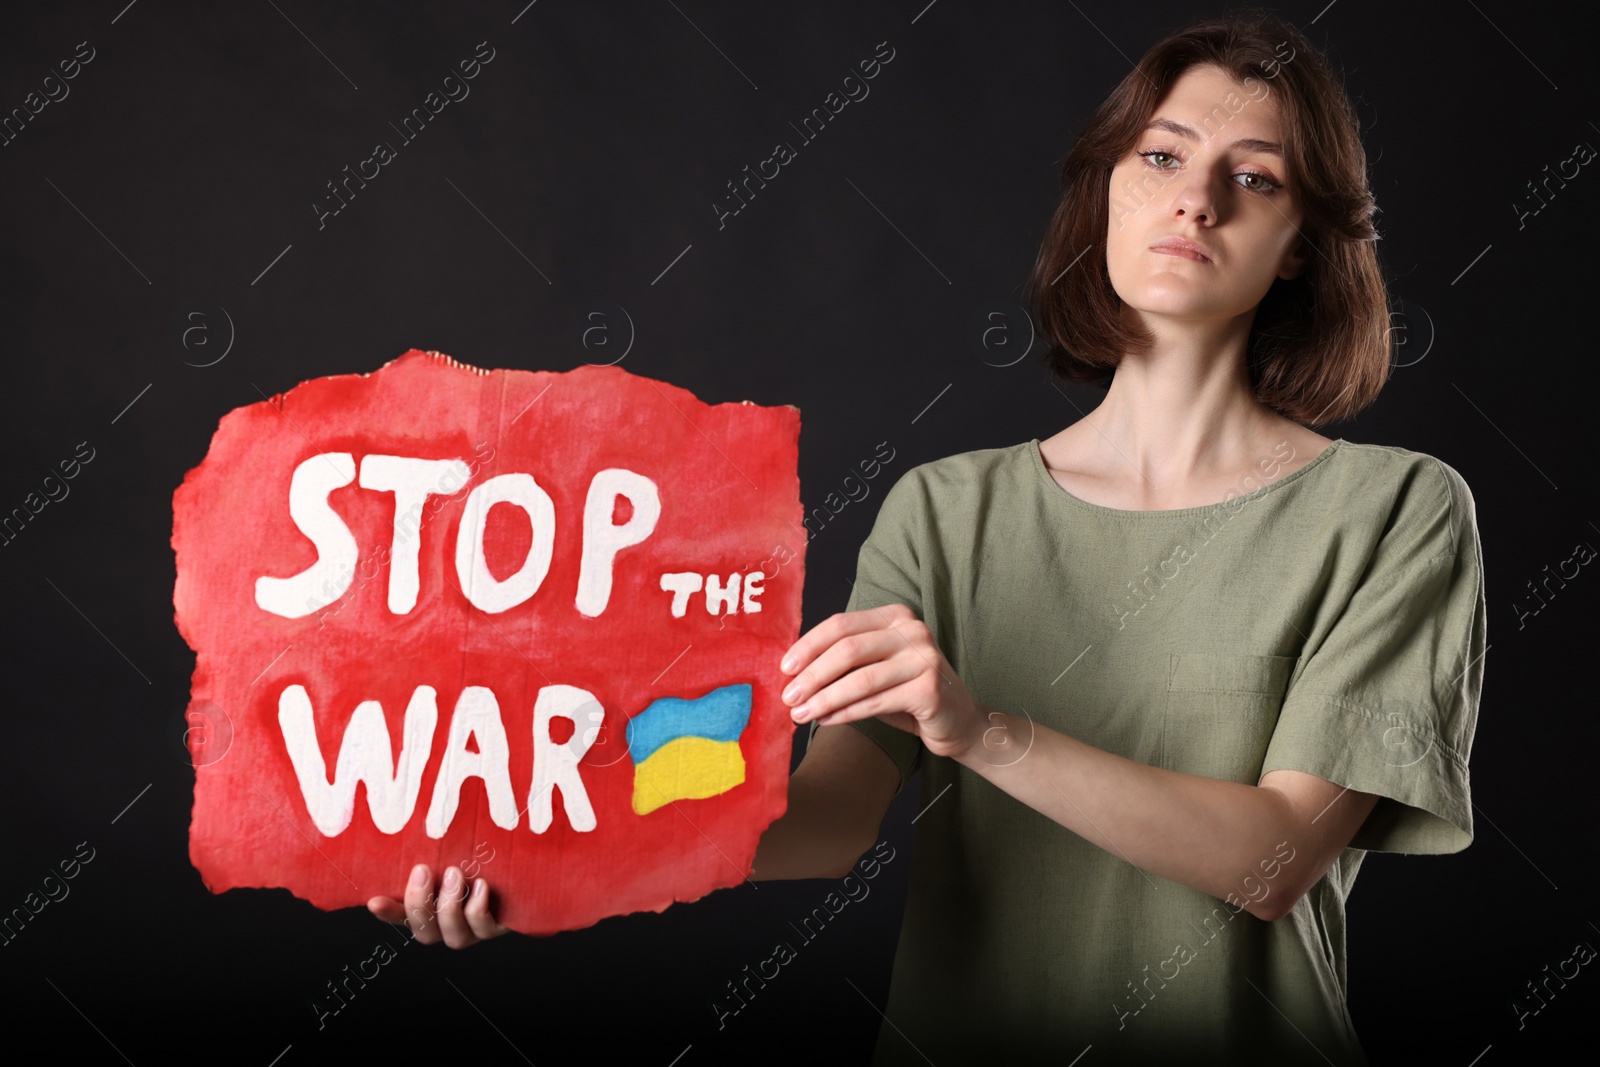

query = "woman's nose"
(1169, 169), (1218, 223)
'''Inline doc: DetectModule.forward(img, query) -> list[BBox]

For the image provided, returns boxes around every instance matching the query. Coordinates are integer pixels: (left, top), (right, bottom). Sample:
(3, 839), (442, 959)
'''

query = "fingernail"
(781, 654), (796, 672)
(473, 878), (486, 897)
(791, 703), (809, 721)
(444, 867), (461, 891)
(783, 683), (800, 704)
(412, 864), (429, 888)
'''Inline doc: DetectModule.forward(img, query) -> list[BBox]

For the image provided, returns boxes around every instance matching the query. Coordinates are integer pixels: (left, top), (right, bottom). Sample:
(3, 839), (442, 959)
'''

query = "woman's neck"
(1040, 330), (1331, 510)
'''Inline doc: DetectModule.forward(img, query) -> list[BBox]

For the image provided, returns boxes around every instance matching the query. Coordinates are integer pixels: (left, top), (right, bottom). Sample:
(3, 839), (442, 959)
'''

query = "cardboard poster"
(172, 350), (804, 934)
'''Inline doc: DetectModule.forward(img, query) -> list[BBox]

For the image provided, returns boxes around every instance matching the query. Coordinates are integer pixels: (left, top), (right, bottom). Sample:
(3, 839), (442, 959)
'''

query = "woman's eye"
(1138, 149), (1281, 195)
(1138, 149), (1180, 169)
(1235, 171), (1282, 194)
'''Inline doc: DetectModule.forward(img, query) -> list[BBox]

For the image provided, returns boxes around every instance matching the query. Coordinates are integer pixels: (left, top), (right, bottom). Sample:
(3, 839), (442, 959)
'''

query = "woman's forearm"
(748, 766), (866, 881)
(955, 705), (1317, 913)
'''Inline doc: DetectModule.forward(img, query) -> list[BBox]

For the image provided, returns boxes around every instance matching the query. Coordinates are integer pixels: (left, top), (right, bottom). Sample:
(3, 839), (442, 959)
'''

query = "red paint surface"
(172, 350), (805, 934)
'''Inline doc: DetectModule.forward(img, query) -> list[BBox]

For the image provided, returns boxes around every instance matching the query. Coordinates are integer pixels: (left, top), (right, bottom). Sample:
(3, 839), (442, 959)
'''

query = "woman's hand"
(367, 864), (510, 949)
(779, 603), (984, 761)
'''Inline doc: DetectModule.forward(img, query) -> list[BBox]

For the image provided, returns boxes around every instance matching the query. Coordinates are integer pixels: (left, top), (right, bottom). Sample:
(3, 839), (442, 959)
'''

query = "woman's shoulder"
(1327, 439), (1475, 511)
(1319, 440), (1480, 563)
(901, 440), (1031, 482)
(883, 441), (1036, 505)
(864, 443), (1035, 536)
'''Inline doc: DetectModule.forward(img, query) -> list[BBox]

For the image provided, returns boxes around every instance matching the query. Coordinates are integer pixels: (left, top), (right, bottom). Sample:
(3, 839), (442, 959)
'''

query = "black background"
(1, 1), (1596, 1064)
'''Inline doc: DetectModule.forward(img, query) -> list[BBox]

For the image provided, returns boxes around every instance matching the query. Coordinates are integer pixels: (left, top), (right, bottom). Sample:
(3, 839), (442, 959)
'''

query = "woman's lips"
(1149, 244), (1211, 262)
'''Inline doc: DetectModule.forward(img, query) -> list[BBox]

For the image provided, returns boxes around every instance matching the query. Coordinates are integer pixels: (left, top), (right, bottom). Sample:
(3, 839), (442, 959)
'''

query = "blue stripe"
(627, 683), (752, 764)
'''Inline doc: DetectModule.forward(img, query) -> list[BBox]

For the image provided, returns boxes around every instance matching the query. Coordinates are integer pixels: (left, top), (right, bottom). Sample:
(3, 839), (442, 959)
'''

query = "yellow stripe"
(632, 737), (746, 815)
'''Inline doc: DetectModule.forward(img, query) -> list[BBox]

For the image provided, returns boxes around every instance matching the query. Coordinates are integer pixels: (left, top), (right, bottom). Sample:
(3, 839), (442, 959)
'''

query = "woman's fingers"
(366, 895), (406, 924)
(783, 621), (914, 716)
(433, 867), (478, 948)
(376, 864), (507, 948)
(463, 878), (510, 941)
(810, 677), (932, 730)
(790, 647), (913, 723)
(780, 604), (915, 678)
(784, 629), (893, 715)
(404, 863), (443, 945)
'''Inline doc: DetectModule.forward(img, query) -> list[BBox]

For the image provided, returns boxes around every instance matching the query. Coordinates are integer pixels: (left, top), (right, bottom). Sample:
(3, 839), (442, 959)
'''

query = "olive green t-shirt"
(807, 437), (1486, 1066)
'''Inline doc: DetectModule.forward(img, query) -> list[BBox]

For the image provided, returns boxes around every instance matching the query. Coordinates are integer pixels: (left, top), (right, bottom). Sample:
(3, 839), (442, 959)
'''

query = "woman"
(372, 9), (1487, 1065)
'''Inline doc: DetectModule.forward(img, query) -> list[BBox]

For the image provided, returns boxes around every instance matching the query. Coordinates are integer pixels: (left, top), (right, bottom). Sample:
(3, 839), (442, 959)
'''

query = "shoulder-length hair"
(1025, 7), (1389, 426)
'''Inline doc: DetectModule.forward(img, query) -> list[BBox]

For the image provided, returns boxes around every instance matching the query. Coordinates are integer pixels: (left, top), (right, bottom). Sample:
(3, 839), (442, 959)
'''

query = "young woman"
(371, 10), (1486, 1065)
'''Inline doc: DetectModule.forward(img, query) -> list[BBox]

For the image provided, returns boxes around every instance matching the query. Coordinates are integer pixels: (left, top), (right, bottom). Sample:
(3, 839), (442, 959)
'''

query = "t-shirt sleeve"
(805, 468), (928, 795)
(1259, 456), (1487, 854)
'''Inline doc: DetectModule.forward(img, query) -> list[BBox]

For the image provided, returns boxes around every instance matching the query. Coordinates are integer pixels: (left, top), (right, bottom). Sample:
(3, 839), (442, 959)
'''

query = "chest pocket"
(1160, 652), (1298, 784)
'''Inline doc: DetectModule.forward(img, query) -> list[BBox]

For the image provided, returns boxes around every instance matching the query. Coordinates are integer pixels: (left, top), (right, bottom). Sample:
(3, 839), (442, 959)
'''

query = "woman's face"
(1104, 64), (1306, 327)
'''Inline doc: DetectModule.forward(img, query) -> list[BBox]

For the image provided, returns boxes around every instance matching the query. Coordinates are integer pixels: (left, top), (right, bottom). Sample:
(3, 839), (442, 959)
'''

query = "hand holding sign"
(780, 603), (986, 761)
(172, 350), (805, 935)
(366, 863), (509, 948)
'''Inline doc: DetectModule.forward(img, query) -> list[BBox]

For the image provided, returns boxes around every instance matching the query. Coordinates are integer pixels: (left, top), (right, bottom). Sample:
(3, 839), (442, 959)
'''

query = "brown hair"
(1025, 7), (1389, 426)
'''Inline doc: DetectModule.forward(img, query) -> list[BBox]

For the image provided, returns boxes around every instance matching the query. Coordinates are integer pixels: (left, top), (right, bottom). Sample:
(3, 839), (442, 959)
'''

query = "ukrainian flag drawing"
(627, 683), (752, 815)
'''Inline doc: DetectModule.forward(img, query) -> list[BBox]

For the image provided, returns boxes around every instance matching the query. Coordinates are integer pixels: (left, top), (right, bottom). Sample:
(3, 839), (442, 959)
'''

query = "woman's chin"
(1120, 298), (1234, 324)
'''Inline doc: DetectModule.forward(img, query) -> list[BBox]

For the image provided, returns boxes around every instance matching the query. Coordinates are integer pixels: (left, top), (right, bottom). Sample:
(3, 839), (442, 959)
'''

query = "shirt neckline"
(1025, 436), (1345, 519)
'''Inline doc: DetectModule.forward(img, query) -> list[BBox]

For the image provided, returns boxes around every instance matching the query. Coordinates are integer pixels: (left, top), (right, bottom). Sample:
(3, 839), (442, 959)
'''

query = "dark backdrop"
(2, 1), (1595, 1063)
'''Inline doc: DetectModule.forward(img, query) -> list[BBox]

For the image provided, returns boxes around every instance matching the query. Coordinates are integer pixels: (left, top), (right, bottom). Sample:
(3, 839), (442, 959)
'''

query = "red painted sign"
(172, 350), (804, 934)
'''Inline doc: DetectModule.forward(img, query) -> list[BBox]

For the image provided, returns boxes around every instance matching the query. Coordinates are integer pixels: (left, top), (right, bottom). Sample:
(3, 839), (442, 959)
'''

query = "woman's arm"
(749, 720), (901, 881)
(953, 710), (1377, 920)
(781, 604), (1379, 920)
